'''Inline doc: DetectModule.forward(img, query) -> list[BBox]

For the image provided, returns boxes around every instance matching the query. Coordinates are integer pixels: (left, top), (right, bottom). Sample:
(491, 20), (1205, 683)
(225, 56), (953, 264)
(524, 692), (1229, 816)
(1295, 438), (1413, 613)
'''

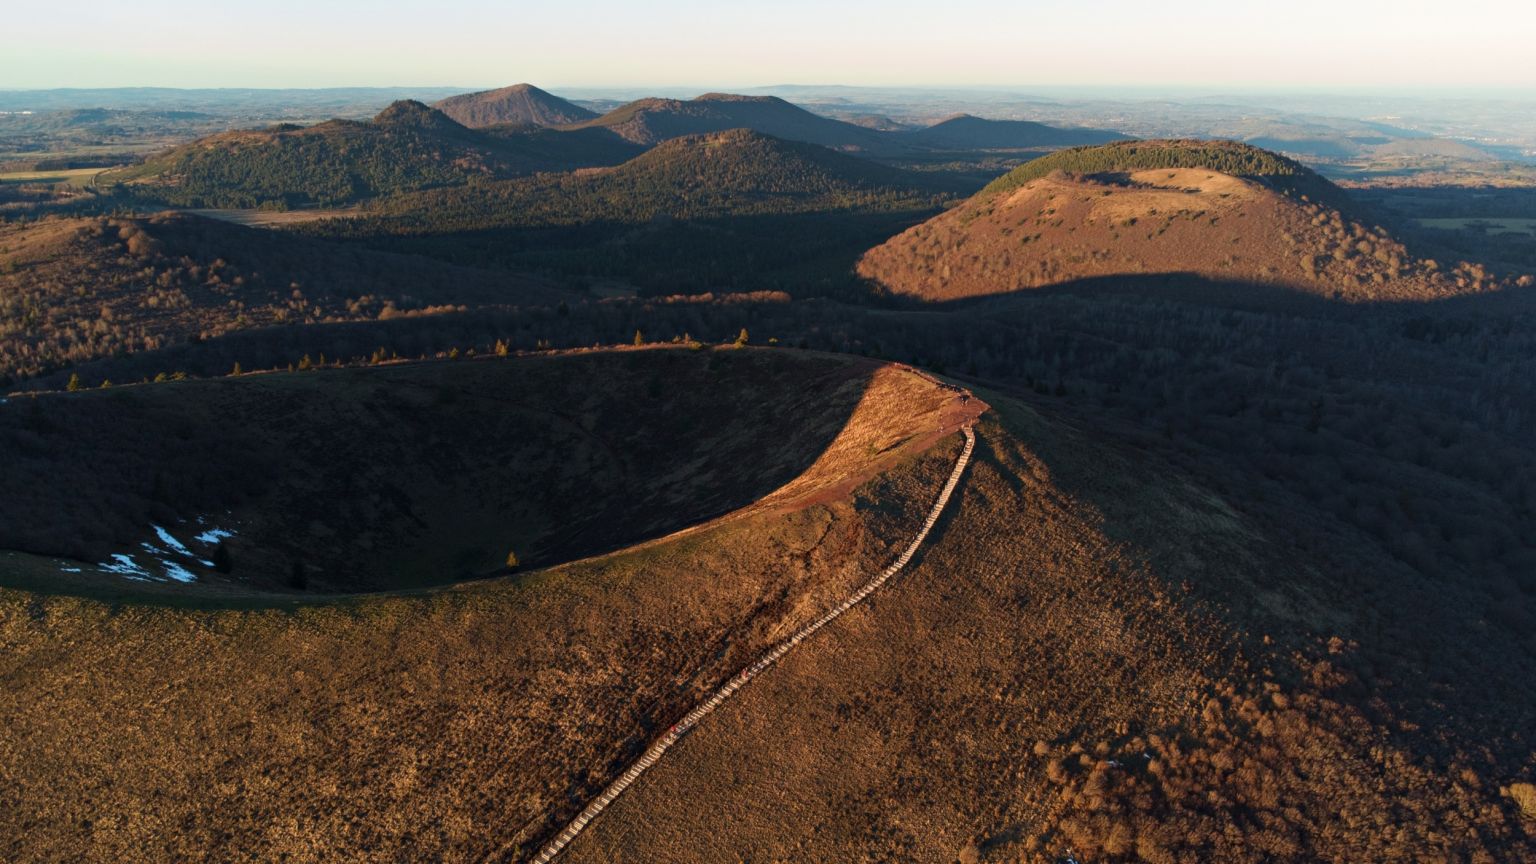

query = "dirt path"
(500, 421), (979, 864)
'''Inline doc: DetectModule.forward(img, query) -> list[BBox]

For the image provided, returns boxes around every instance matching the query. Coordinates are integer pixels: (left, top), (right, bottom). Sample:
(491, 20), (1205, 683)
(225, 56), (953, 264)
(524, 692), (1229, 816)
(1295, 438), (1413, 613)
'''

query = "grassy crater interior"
(0, 348), (894, 593)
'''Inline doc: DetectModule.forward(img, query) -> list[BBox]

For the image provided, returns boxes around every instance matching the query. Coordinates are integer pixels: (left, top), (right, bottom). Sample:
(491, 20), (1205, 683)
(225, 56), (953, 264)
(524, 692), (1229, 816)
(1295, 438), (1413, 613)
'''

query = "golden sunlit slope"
(858, 139), (1499, 303)
(4, 352), (1531, 863)
(555, 391), (1536, 864)
(0, 350), (978, 863)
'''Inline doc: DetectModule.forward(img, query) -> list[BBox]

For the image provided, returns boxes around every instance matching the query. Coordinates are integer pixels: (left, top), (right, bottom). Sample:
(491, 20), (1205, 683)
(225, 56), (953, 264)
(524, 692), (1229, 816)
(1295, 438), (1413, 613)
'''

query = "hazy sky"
(3, 0), (1533, 91)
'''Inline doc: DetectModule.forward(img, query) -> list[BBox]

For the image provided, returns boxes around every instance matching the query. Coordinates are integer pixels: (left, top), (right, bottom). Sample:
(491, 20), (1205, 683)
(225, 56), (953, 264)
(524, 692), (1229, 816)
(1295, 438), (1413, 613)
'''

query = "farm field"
(0, 167), (105, 188)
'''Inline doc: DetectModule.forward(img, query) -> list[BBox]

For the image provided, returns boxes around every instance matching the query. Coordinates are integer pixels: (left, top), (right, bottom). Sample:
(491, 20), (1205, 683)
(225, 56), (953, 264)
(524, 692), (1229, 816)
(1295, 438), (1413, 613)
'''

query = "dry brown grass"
(0, 351), (972, 862)
(2, 356), (1531, 863)
(857, 168), (1486, 303)
(554, 394), (1535, 863)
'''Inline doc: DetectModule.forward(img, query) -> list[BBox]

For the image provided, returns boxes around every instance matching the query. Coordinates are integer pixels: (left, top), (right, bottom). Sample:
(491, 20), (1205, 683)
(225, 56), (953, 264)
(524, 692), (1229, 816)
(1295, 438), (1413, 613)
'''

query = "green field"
(0, 167), (106, 188)
(182, 207), (355, 226)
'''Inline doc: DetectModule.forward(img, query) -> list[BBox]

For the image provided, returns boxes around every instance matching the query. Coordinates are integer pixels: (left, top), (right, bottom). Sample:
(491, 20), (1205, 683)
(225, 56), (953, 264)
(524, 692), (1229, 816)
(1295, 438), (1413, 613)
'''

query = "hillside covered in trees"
(0, 213), (566, 382)
(307, 129), (963, 295)
(99, 101), (632, 208)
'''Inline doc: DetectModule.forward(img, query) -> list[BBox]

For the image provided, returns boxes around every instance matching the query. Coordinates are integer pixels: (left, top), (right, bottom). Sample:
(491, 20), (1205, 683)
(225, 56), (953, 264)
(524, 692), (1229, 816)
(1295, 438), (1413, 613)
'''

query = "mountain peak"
(373, 100), (461, 129)
(432, 84), (597, 128)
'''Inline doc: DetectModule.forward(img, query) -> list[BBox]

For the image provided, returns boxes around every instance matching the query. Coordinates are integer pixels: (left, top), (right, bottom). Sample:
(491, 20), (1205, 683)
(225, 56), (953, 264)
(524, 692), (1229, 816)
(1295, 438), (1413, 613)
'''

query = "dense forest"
(0, 213), (564, 382)
(303, 130), (963, 295)
(101, 101), (638, 209)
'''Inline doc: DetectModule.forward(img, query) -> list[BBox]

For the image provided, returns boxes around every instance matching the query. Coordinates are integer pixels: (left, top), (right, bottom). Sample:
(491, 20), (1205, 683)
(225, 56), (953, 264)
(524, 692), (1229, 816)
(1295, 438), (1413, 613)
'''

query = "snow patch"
(60, 566), (82, 573)
(193, 526), (235, 546)
(160, 560), (197, 583)
(99, 554), (152, 580)
(152, 524), (193, 557)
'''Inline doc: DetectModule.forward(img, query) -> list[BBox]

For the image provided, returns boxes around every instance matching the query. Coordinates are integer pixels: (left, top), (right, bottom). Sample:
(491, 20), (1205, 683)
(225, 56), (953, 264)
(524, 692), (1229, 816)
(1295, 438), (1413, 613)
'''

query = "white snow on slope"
(153, 525), (193, 557)
(193, 526), (235, 545)
(98, 554), (152, 580)
(160, 560), (198, 583)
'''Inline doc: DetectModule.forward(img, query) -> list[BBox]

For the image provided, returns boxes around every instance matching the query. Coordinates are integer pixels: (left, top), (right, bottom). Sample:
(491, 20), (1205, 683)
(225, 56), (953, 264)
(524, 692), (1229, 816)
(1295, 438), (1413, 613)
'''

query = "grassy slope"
(859, 140), (1486, 303)
(1, 363), (1531, 862)
(564, 391), (1536, 864)
(0, 356), (965, 863)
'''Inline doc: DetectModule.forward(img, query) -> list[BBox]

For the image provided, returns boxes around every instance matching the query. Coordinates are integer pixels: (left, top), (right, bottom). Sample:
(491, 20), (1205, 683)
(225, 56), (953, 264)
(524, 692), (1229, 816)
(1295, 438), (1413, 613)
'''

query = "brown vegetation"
(432, 84), (598, 129)
(858, 149), (1507, 303)
(0, 213), (566, 382)
(557, 396), (1536, 863)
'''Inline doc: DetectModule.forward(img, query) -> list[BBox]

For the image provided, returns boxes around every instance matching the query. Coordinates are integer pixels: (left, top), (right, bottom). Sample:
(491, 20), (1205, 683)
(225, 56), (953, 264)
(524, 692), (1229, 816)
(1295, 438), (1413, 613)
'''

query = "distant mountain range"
(902, 114), (1127, 150)
(567, 93), (895, 151)
(564, 92), (1122, 154)
(100, 86), (1124, 208)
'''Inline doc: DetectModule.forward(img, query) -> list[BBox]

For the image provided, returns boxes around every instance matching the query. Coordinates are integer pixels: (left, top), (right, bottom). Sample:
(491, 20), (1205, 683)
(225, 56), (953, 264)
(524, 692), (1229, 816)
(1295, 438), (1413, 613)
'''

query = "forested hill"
(99, 101), (623, 209)
(0, 213), (566, 382)
(432, 83), (597, 128)
(325, 129), (955, 235)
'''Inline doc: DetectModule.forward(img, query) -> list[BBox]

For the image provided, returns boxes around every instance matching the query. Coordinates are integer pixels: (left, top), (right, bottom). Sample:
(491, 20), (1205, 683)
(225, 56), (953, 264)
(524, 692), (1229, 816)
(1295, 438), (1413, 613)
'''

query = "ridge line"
(508, 422), (977, 864)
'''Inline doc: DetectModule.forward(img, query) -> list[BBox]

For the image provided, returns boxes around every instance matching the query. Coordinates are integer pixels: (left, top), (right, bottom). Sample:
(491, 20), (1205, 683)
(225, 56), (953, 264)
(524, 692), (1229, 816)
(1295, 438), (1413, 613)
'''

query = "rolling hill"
(304, 129), (962, 295)
(902, 113), (1128, 150)
(432, 83), (598, 128)
(344, 128), (953, 233)
(99, 100), (627, 208)
(858, 139), (1494, 303)
(0, 212), (568, 382)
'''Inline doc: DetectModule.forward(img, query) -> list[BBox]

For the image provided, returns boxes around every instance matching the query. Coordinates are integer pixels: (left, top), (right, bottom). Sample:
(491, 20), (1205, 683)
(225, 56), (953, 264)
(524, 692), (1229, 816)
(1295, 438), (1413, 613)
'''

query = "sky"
(3, 0), (1534, 91)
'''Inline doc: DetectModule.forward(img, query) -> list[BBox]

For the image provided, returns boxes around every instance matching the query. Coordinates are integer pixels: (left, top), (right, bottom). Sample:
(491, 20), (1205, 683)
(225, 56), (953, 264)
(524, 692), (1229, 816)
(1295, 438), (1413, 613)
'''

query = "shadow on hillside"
(341, 208), (944, 299)
(0, 350), (890, 601)
(961, 271), (1536, 771)
(888, 271), (1536, 318)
